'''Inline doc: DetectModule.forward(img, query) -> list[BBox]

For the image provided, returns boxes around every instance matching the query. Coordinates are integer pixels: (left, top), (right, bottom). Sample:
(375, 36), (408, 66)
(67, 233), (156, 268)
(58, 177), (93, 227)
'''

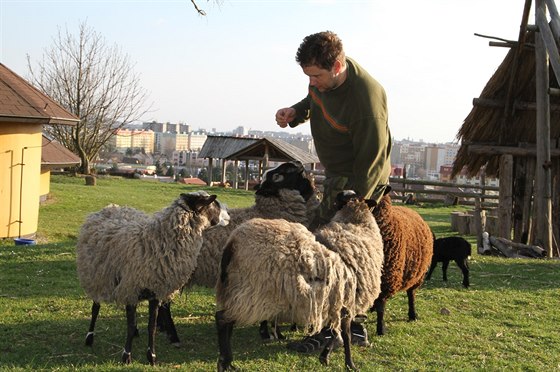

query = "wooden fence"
(388, 177), (499, 207)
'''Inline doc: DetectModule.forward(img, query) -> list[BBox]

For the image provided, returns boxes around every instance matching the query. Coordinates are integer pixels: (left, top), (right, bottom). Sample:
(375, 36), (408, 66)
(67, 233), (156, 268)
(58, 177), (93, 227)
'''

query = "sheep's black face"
(255, 161), (314, 201)
(334, 190), (377, 211)
(180, 192), (230, 227)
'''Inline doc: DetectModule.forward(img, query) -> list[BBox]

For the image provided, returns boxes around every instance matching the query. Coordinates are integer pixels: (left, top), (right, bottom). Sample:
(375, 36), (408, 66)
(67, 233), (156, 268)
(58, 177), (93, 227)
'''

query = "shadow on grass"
(0, 315), (320, 369)
(422, 256), (560, 291)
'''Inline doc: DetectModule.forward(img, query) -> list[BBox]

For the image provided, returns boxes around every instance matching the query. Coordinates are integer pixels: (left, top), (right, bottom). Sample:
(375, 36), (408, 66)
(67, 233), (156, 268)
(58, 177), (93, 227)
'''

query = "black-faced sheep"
(76, 191), (230, 365)
(426, 236), (471, 288)
(157, 161), (318, 343)
(215, 192), (384, 371)
(190, 161), (317, 288)
(370, 192), (434, 336)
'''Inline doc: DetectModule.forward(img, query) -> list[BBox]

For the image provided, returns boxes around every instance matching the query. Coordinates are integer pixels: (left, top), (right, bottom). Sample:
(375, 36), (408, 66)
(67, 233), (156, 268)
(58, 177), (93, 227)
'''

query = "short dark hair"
(295, 31), (345, 70)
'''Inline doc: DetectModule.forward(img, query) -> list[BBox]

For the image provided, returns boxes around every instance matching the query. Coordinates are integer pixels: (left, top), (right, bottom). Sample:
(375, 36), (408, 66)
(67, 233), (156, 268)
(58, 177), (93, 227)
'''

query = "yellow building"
(111, 128), (155, 153)
(0, 63), (79, 239)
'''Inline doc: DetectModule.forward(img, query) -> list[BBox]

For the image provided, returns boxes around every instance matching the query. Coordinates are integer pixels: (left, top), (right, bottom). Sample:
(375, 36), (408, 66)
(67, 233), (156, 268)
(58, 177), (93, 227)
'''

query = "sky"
(1, 0), (533, 143)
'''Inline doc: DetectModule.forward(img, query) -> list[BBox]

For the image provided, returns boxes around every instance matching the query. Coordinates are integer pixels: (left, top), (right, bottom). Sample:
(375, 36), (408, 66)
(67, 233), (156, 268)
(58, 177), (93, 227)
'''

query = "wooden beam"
(545, 0), (560, 40)
(536, 5), (560, 86)
(473, 97), (560, 111)
(467, 144), (560, 157)
(498, 154), (514, 239)
(535, 0), (554, 257)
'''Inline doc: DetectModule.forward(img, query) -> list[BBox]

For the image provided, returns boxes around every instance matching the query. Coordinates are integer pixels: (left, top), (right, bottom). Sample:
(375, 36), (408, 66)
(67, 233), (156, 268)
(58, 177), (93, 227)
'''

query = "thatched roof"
(199, 135), (319, 165)
(452, 30), (560, 177)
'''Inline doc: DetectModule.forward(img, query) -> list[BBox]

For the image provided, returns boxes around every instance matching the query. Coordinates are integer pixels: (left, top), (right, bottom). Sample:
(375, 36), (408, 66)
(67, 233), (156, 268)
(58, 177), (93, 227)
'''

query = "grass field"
(0, 175), (559, 371)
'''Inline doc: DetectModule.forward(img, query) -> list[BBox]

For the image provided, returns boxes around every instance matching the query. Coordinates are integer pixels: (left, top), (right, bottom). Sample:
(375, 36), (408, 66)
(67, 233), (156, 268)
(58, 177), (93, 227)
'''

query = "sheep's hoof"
(85, 332), (94, 346)
(319, 355), (329, 366)
(147, 348), (156, 366)
(346, 362), (358, 371)
(122, 350), (132, 364)
(217, 359), (238, 371)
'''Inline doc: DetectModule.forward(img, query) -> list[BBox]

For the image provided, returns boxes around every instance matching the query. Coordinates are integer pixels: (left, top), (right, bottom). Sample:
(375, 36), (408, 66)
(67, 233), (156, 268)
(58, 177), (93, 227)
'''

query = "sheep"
(215, 191), (384, 371)
(370, 191), (434, 336)
(157, 161), (318, 343)
(190, 161), (317, 288)
(426, 236), (471, 287)
(75, 191), (230, 366)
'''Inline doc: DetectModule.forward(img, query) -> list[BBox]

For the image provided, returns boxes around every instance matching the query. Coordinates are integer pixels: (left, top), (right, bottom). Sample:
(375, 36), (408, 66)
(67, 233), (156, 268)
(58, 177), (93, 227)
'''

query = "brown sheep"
(370, 193), (433, 335)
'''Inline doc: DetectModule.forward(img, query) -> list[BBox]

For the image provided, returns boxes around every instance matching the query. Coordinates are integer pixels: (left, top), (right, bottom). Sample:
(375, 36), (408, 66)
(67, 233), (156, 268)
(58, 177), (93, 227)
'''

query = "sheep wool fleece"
(76, 201), (211, 306)
(216, 218), (356, 335)
(190, 188), (318, 288)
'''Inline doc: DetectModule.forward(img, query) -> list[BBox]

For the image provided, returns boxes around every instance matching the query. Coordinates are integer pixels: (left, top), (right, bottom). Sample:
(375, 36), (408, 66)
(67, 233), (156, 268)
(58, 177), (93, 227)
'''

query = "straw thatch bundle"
(453, 30), (560, 177)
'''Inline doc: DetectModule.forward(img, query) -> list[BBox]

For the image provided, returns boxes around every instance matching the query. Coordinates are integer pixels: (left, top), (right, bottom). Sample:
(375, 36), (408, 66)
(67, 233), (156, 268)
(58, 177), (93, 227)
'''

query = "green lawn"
(0, 175), (559, 371)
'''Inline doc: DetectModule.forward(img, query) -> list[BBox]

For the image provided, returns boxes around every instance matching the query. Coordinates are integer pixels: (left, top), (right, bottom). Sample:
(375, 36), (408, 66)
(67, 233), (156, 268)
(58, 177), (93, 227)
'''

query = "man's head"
(296, 31), (347, 92)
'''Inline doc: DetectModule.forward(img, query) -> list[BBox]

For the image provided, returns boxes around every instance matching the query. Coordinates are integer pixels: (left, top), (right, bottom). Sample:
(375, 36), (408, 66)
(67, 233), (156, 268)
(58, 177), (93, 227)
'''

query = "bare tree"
(190, 0), (223, 15)
(27, 22), (151, 174)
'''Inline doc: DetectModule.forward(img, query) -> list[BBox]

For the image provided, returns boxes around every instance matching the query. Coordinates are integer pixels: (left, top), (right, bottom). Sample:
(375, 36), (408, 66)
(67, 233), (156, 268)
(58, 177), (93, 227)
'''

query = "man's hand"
(275, 107), (296, 128)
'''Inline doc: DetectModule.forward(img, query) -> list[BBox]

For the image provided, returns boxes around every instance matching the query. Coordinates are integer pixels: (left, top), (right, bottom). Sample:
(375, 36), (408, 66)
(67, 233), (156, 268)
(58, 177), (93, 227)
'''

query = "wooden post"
(207, 158), (213, 186)
(498, 154), (513, 239)
(521, 157), (536, 244)
(513, 158), (527, 243)
(553, 158), (560, 256)
(233, 160), (239, 189)
(473, 197), (486, 251)
(244, 160), (249, 191)
(221, 159), (227, 184)
(535, 0), (554, 257)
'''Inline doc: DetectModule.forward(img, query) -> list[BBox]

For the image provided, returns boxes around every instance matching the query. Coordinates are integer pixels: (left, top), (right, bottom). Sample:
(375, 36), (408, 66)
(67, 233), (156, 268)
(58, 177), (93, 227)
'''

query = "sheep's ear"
(383, 185), (392, 195)
(334, 190), (357, 210)
(193, 194), (218, 212)
(299, 178), (314, 201)
(182, 193), (217, 212)
(365, 199), (377, 210)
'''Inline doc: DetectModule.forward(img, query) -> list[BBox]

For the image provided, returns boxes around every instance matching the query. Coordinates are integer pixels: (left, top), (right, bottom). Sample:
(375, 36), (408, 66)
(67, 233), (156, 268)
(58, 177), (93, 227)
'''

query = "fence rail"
(388, 177), (499, 207)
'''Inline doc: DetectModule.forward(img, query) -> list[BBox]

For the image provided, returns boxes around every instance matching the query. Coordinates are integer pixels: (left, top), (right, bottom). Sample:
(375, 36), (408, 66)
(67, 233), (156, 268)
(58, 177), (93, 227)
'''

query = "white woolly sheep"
(157, 161), (318, 343)
(426, 236), (471, 287)
(76, 191), (229, 366)
(370, 190), (434, 336)
(215, 191), (384, 370)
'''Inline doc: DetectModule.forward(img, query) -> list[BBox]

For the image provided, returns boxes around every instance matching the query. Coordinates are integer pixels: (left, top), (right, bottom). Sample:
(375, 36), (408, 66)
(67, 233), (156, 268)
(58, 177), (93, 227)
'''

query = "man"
(276, 30), (392, 230)
(275, 31), (392, 352)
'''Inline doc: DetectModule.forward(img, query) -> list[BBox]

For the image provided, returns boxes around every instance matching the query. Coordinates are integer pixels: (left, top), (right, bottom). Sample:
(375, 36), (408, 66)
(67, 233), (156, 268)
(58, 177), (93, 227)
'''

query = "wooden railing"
(388, 177), (499, 207)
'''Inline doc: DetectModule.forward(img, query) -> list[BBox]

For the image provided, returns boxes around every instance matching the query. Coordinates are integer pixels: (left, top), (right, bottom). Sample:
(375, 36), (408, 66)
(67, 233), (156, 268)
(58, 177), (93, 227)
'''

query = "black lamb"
(426, 236), (471, 288)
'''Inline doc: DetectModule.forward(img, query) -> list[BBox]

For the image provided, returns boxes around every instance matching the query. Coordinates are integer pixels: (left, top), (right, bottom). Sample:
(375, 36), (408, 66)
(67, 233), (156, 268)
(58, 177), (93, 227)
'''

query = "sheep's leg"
(373, 297), (387, 336)
(259, 319), (286, 341)
(407, 288), (417, 321)
(270, 320), (286, 340)
(146, 299), (159, 366)
(158, 302), (181, 346)
(425, 261), (437, 280)
(341, 309), (357, 370)
(441, 260), (450, 282)
(258, 320), (271, 340)
(156, 304), (167, 332)
(85, 301), (100, 346)
(122, 304), (137, 364)
(456, 259), (470, 287)
(216, 310), (236, 371)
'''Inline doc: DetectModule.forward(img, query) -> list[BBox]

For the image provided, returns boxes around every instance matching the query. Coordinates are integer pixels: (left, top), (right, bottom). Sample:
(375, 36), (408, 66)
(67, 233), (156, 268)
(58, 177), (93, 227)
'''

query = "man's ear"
(333, 59), (343, 74)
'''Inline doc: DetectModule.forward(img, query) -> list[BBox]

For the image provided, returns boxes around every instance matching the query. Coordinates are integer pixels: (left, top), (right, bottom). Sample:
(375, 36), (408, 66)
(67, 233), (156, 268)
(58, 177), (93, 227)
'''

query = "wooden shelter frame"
(458, 0), (560, 257)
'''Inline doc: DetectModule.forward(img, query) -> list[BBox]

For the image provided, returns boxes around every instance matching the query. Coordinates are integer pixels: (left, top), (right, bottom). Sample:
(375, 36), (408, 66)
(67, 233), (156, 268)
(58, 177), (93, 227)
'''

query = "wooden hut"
(198, 135), (319, 190)
(452, 0), (560, 257)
